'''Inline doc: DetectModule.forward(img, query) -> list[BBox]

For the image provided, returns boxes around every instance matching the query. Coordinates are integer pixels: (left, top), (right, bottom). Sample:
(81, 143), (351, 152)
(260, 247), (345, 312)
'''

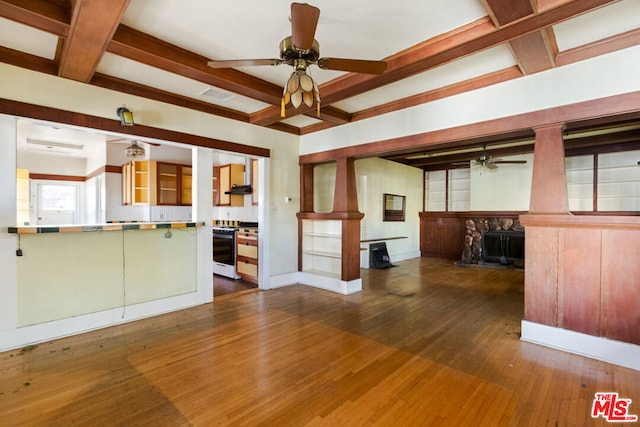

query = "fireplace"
(481, 230), (525, 265)
(460, 216), (524, 266)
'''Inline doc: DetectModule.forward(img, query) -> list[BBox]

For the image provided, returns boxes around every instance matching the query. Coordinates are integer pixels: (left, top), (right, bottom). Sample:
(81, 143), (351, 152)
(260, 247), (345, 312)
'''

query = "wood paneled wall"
(418, 212), (524, 259)
(521, 214), (640, 345)
(419, 213), (465, 258)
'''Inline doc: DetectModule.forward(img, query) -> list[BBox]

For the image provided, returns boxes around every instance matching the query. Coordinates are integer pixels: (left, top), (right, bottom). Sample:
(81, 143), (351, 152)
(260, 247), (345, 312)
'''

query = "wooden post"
(529, 124), (569, 214)
(333, 157), (363, 282)
(300, 163), (315, 213)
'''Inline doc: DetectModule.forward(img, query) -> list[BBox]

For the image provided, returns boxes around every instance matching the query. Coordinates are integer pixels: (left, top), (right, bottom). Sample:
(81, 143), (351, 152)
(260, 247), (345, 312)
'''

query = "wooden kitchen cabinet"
(236, 228), (258, 284)
(181, 166), (192, 205)
(157, 162), (192, 206)
(215, 163), (245, 207)
(122, 160), (157, 205)
(122, 160), (191, 206)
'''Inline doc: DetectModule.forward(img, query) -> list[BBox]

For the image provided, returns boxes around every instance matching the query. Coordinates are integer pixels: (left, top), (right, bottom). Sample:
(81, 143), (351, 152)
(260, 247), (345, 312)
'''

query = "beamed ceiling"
(1, 0), (639, 167)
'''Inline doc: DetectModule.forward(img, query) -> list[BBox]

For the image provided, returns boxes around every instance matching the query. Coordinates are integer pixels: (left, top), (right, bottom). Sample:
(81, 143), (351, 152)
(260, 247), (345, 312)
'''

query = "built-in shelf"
(301, 219), (342, 278)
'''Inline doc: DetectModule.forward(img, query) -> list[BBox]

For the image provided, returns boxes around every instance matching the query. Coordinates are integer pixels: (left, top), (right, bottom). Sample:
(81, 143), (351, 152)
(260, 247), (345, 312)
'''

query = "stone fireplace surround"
(461, 216), (524, 265)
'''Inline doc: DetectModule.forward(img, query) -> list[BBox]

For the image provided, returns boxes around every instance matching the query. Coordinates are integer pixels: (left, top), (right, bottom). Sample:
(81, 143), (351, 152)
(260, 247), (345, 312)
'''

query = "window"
(566, 149), (640, 212)
(36, 183), (79, 225)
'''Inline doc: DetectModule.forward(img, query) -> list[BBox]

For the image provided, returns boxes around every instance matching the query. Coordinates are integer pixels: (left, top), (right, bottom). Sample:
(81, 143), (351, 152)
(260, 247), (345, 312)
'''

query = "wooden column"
(523, 124), (568, 327)
(300, 163), (315, 213)
(529, 124), (569, 214)
(333, 157), (364, 282)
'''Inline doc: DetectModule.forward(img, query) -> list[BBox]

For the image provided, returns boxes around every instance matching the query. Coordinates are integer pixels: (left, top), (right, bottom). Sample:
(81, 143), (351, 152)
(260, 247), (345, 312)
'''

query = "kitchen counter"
(8, 221), (204, 234)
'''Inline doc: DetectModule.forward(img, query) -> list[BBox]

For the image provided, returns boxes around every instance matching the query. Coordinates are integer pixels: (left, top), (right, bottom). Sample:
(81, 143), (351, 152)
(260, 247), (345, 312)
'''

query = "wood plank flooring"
(1, 257), (638, 426)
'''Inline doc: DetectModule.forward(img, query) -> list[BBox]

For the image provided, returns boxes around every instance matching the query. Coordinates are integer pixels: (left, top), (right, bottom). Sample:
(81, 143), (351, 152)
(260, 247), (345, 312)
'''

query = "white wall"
(356, 158), (423, 263)
(470, 153), (533, 211)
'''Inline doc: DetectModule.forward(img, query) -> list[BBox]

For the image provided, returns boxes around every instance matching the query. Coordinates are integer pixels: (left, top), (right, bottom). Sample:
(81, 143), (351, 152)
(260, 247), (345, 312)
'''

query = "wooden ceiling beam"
(58, 0), (130, 82)
(0, 44), (58, 75)
(0, 0), (69, 37)
(556, 27), (640, 66)
(90, 73), (251, 124)
(481, 0), (556, 75)
(250, 0), (616, 126)
(108, 25), (284, 107)
(320, 0), (616, 102)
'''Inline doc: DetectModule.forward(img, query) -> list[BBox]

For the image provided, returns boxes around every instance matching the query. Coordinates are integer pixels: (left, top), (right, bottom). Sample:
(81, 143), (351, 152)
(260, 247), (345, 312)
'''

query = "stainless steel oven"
(212, 227), (240, 279)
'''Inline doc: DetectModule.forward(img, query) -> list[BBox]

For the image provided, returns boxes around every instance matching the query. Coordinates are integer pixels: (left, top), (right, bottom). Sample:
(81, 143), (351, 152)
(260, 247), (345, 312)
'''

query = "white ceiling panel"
(554, 0), (640, 51)
(0, 17), (58, 60)
(97, 53), (271, 113)
(333, 44), (516, 112)
(120, 0), (488, 88)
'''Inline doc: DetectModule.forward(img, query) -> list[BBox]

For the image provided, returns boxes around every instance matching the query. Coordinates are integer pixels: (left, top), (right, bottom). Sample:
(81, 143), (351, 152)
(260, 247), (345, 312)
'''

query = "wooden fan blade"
(317, 57), (387, 74)
(207, 59), (281, 68)
(486, 162), (498, 170)
(291, 2), (320, 51)
(493, 160), (527, 164)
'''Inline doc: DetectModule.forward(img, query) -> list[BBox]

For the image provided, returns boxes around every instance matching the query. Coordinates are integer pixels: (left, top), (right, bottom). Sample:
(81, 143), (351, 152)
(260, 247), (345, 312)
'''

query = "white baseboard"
(298, 271), (362, 295)
(521, 320), (640, 371)
(270, 271), (363, 295)
(269, 272), (300, 289)
(0, 293), (200, 353)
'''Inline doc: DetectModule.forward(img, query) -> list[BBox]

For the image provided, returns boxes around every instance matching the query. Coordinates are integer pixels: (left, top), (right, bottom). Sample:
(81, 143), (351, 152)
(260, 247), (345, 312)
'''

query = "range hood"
(225, 184), (252, 195)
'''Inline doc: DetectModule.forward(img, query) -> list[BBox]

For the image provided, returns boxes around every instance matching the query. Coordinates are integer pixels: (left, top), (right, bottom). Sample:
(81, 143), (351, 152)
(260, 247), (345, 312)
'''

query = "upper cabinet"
(122, 160), (191, 206)
(122, 160), (157, 206)
(157, 162), (192, 206)
(215, 163), (245, 207)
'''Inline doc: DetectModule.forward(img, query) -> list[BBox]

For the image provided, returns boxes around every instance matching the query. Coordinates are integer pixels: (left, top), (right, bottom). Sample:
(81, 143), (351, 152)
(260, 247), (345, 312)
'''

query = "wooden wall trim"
(520, 213), (640, 230)
(105, 165), (122, 174)
(0, 98), (270, 158)
(30, 165), (122, 182)
(29, 173), (84, 182)
(419, 211), (526, 218)
(299, 91), (640, 165)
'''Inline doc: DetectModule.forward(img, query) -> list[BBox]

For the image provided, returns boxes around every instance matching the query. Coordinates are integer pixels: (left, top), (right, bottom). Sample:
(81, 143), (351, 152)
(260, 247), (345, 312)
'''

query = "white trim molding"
(521, 320), (640, 371)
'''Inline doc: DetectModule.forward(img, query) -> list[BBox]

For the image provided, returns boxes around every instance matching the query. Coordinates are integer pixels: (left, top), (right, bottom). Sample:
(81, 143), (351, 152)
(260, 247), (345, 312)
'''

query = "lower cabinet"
(236, 228), (258, 284)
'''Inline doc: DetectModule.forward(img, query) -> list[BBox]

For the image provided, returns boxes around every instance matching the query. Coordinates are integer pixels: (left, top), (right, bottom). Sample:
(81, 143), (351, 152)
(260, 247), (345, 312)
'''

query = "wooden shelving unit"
(157, 162), (178, 205)
(132, 160), (157, 205)
(236, 228), (258, 284)
(122, 160), (192, 206)
(301, 219), (342, 279)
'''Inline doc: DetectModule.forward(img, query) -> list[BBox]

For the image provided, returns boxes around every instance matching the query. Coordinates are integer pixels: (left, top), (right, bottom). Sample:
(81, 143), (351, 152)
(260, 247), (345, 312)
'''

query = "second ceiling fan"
(454, 145), (528, 169)
(207, 2), (387, 117)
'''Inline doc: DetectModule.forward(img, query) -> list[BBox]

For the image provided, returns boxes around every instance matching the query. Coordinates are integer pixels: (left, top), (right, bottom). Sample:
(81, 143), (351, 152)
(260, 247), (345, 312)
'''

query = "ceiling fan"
(207, 2), (387, 117)
(454, 145), (527, 169)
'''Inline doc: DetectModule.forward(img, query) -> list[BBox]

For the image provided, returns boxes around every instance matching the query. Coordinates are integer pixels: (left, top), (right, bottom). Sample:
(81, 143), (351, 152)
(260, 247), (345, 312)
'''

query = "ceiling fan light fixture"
(281, 65), (320, 118)
(125, 140), (145, 159)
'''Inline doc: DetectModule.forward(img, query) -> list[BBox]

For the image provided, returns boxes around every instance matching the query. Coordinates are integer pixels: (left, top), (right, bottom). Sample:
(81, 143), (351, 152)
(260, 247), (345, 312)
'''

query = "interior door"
(36, 183), (78, 225)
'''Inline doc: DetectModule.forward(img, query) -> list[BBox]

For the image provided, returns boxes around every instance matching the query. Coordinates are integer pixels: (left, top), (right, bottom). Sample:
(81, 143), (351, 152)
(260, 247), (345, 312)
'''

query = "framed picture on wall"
(383, 193), (405, 221)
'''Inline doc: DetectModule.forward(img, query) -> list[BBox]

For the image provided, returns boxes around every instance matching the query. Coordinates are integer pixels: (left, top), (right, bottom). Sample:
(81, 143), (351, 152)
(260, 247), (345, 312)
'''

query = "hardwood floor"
(1, 257), (638, 426)
(213, 274), (258, 297)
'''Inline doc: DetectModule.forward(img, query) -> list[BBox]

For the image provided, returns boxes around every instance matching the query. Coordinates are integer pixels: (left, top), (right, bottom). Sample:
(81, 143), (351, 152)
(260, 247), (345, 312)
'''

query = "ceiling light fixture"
(116, 105), (135, 126)
(125, 140), (145, 159)
(281, 59), (320, 118)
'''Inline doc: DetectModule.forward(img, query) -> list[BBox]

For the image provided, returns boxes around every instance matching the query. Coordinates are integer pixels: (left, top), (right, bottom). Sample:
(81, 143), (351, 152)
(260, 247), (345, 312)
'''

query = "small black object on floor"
(369, 242), (395, 269)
